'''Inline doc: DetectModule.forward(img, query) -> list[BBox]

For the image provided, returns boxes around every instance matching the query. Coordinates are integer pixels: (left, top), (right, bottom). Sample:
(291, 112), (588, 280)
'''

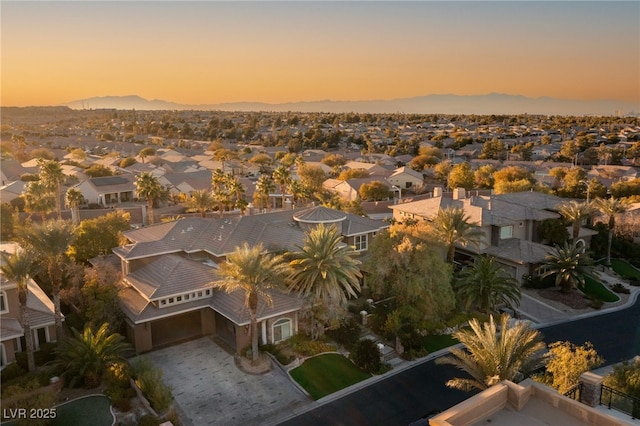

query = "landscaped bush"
(138, 415), (162, 426)
(131, 357), (173, 413)
(1, 379), (56, 426)
(260, 343), (295, 365)
(104, 361), (134, 412)
(326, 316), (361, 350)
(0, 362), (25, 384)
(350, 339), (381, 373)
(15, 342), (58, 371)
(288, 334), (335, 357)
(610, 283), (631, 294)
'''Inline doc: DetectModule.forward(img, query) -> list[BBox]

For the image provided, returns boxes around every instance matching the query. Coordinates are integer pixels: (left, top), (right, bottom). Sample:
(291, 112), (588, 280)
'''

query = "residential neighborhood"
(1, 107), (640, 426)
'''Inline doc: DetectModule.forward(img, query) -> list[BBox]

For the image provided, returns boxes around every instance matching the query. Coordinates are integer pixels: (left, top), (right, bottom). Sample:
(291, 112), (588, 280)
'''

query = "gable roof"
(125, 254), (217, 301)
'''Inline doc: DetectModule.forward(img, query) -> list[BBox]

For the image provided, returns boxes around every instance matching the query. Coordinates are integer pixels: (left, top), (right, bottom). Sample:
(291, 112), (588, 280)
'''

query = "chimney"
(433, 187), (443, 198)
(453, 187), (466, 200)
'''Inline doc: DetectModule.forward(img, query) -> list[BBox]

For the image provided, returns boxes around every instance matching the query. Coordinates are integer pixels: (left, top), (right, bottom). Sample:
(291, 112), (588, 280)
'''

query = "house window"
(0, 343), (6, 370)
(272, 318), (292, 344)
(0, 291), (7, 313)
(500, 226), (513, 239)
(205, 289), (211, 296)
(354, 234), (368, 251)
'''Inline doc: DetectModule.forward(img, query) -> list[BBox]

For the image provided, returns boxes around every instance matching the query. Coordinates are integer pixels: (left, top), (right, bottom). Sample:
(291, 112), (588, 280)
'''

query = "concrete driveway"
(143, 337), (309, 426)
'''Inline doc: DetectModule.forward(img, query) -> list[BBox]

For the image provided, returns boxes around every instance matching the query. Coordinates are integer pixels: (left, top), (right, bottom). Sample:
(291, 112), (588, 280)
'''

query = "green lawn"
(290, 353), (371, 400)
(583, 275), (619, 303)
(422, 333), (458, 353)
(610, 259), (640, 280)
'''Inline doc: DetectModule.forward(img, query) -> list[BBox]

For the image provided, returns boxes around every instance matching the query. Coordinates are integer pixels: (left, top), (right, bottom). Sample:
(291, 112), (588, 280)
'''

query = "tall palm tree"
(186, 189), (214, 218)
(135, 172), (167, 225)
(23, 180), (55, 222)
(53, 322), (130, 388)
(436, 313), (546, 391)
(558, 200), (593, 241)
(65, 188), (85, 225)
(17, 220), (74, 337)
(211, 169), (232, 217)
(456, 255), (521, 314)
(431, 206), (484, 263)
(273, 165), (292, 209)
(228, 177), (247, 213)
(288, 224), (362, 309)
(540, 242), (594, 293)
(593, 197), (628, 265)
(254, 174), (275, 211)
(39, 160), (65, 219)
(214, 243), (287, 363)
(0, 251), (40, 372)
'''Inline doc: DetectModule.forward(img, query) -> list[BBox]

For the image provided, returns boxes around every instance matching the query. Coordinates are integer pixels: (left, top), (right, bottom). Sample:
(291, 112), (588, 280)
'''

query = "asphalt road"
(277, 298), (640, 426)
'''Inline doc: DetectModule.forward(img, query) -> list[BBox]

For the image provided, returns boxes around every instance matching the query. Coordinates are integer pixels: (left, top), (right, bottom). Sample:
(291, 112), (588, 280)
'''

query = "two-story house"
(390, 188), (570, 282)
(0, 243), (58, 370)
(113, 206), (388, 354)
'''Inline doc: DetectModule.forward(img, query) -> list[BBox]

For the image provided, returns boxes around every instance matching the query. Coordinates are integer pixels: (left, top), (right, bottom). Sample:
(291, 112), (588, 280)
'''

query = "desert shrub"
(138, 415), (162, 426)
(288, 334), (335, 356)
(0, 362), (25, 383)
(326, 316), (361, 350)
(261, 344), (295, 366)
(610, 283), (630, 294)
(131, 357), (173, 413)
(1, 379), (56, 426)
(350, 339), (381, 373)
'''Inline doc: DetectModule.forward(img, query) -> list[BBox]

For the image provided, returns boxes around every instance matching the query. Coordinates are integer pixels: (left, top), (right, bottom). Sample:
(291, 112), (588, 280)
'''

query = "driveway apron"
(144, 337), (308, 426)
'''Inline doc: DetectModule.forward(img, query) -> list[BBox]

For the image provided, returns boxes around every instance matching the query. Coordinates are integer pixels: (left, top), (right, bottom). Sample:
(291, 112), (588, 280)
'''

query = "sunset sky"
(2, 1), (639, 107)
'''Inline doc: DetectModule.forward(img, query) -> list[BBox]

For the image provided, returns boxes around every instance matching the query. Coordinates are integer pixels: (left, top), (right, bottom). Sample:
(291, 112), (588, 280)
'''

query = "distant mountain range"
(61, 94), (639, 116)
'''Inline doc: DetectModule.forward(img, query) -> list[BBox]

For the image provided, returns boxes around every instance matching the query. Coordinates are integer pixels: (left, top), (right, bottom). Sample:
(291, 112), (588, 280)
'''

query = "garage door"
(151, 310), (202, 348)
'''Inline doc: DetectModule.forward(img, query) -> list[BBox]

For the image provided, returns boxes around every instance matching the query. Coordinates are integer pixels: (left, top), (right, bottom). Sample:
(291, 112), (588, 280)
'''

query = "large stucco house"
(390, 189), (587, 282)
(113, 206), (388, 353)
(0, 243), (58, 370)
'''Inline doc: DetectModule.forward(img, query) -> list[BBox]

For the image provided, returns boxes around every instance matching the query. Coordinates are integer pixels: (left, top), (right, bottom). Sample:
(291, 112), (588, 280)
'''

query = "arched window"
(271, 318), (292, 344)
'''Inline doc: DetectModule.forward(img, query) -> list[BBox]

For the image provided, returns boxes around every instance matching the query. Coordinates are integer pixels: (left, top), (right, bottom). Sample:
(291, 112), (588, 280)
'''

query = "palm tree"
(39, 160), (65, 219)
(436, 313), (546, 391)
(228, 177), (247, 213)
(23, 180), (55, 221)
(214, 243), (287, 363)
(17, 220), (74, 337)
(558, 200), (593, 241)
(211, 169), (233, 217)
(540, 242), (594, 293)
(65, 188), (85, 225)
(593, 197), (628, 265)
(186, 189), (214, 218)
(135, 172), (167, 225)
(273, 165), (292, 209)
(288, 224), (362, 309)
(456, 255), (521, 314)
(0, 251), (40, 372)
(254, 174), (275, 211)
(430, 206), (484, 264)
(53, 322), (130, 388)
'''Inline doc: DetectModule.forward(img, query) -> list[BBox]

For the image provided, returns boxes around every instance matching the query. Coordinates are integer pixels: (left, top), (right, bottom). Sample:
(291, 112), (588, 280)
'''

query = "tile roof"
(116, 207), (388, 260)
(119, 285), (301, 326)
(125, 254), (218, 300)
(483, 238), (554, 265)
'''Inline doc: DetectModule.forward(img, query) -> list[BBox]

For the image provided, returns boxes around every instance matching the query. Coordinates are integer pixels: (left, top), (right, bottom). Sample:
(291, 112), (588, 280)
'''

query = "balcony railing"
(600, 384), (640, 419)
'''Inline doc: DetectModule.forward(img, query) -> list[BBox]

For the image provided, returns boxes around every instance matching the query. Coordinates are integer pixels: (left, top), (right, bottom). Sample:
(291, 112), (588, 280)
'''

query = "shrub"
(628, 278), (640, 287)
(261, 344), (295, 366)
(131, 357), (173, 413)
(350, 339), (381, 373)
(288, 334), (335, 356)
(138, 415), (162, 426)
(1, 379), (56, 426)
(326, 317), (362, 350)
(0, 362), (25, 383)
(610, 283), (630, 294)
